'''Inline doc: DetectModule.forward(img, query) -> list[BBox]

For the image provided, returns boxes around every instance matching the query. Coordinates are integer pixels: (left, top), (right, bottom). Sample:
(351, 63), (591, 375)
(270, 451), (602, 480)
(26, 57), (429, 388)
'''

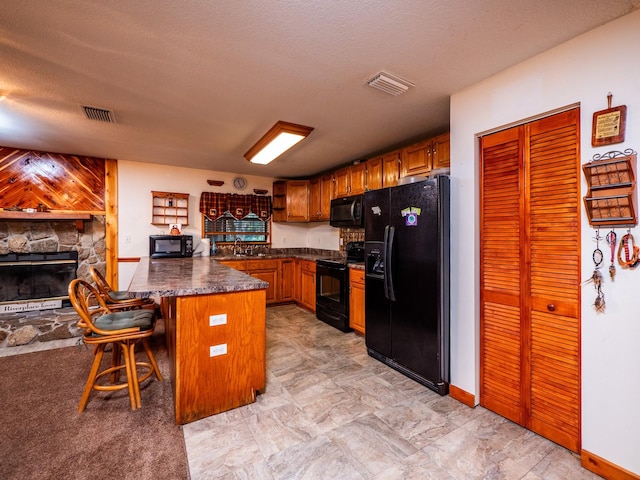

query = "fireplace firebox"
(0, 252), (78, 313)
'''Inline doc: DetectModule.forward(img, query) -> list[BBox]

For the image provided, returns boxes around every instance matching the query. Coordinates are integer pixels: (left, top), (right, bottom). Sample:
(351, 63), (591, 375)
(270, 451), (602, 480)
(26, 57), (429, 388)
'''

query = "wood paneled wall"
(0, 146), (118, 287)
(0, 147), (106, 212)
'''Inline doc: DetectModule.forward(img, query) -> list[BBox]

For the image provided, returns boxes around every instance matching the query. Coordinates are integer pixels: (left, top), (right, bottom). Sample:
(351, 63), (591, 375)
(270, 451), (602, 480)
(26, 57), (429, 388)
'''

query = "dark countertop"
(128, 249), (348, 298)
(128, 256), (269, 298)
(208, 247), (344, 262)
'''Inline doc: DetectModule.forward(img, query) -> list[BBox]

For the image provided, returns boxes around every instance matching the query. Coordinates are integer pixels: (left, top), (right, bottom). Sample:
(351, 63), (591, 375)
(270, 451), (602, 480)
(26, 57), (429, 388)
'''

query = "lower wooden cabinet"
(298, 260), (316, 312)
(218, 257), (313, 309)
(280, 259), (295, 302)
(219, 259), (279, 304)
(247, 260), (278, 304)
(349, 268), (365, 334)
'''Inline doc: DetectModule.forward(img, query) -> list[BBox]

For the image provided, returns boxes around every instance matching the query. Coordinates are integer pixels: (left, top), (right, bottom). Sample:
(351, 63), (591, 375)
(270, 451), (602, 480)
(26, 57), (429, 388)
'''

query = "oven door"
(315, 261), (351, 332)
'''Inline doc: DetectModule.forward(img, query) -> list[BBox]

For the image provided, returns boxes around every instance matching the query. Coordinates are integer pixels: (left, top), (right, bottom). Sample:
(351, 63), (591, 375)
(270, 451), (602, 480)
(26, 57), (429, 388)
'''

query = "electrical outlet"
(209, 314), (227, 326)
(209, 344), (227, 357)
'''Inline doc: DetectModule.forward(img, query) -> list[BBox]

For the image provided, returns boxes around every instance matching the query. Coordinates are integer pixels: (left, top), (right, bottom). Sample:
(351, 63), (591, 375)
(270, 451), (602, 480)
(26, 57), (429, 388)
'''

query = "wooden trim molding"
(105, 159), (118, 289)
(0, 211), (92, 232)
(582, 450), (640, 480)
(449, 384), (476, 408)
(118, 257), (142, 263)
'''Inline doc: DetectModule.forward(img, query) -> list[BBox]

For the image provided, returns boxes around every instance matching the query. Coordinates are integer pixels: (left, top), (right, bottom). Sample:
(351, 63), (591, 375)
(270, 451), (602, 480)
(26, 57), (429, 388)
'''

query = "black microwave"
(149, 235), (194, 258)
(330, 194), (364, 227)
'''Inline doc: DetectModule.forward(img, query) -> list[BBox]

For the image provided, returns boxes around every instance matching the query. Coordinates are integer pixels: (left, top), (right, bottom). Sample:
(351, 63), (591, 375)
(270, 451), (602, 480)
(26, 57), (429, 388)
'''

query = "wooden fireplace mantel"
(0, 211), (93, 232)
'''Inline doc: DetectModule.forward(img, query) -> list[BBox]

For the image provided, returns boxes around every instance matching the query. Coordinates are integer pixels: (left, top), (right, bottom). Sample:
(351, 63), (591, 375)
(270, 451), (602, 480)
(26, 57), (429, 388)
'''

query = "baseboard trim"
(582, 449), (640, 480)
(449, 384), (476, 408)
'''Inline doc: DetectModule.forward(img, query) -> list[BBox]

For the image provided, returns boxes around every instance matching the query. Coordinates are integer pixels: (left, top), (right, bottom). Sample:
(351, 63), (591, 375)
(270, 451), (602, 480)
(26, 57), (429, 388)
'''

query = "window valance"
(199, 192), (272, 221)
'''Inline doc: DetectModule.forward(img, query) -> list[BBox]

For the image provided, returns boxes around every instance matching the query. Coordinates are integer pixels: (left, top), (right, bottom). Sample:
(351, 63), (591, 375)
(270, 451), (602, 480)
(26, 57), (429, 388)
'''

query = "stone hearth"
(0, 216), (106, 348)
(0, 307), (82, 348)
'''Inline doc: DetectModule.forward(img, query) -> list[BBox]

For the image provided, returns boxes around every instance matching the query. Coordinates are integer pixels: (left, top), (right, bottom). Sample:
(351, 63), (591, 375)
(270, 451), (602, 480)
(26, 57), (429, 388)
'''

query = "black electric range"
(316, 241), (365, 267)
(315, 242), (364, 332)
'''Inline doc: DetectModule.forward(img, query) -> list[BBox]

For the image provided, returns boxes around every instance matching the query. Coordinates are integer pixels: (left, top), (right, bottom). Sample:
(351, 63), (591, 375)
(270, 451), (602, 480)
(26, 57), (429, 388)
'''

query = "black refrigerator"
(364, 175), (450, 395)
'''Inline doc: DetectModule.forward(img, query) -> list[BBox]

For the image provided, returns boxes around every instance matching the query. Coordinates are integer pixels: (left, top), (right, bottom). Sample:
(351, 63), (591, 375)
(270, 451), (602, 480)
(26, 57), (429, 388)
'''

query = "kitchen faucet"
(233, 237), (243, 256)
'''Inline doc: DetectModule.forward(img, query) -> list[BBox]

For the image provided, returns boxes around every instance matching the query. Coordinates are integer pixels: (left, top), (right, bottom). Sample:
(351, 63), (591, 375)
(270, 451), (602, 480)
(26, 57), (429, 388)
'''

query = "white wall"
(450, 10), (640, 474)
(116, 160), (340, 288)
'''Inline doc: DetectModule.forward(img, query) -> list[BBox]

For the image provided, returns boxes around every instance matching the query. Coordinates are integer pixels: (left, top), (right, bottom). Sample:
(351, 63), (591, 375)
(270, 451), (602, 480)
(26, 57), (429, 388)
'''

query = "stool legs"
(78, 343), (107, 412)
(79, 338), (162, 411)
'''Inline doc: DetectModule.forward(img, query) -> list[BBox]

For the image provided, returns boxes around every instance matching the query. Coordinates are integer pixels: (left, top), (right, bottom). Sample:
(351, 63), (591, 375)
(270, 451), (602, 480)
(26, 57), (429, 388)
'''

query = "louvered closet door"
(526, 110), (580, 452)
(480, 126), (525, 426)
(480, 108), (581, 453)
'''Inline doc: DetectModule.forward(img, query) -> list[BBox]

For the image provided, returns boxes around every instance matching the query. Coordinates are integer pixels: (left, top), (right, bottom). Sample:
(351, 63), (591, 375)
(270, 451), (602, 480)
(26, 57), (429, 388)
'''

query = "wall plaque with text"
(592, 94), (626, 147)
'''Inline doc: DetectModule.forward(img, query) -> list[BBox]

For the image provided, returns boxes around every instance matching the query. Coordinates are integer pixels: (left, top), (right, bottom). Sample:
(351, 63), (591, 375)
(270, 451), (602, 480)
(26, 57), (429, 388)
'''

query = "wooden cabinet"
(349, 268), (365, 335)
(298, 260), (316, 312)
(382, 151), (401, 187)
(162, 289), (266, 424)
(334, 163), (367, 197)
(400, 133), (450, 178)
(219, 259), (279, 304)
(272, 181), (287, 222)
(401, 139), (432, 177)
(349, 163), (367, 195)
(245, 260), (278, 304)
(366, 157), (383, 191)
(431, 132), (451, 170)
(280, 258), (295, 302)
(334, 166), (351, 197)
(309, 174), (333, 221)
(368, 150), (401, 189)
(272, 180), (310, 222)
(151, 191), (189, 226)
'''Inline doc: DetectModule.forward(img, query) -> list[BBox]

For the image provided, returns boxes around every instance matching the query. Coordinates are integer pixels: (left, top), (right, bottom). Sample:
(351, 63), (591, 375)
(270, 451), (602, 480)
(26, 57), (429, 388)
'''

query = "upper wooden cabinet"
(334, 163), (367, 197)
(309, 174), (333, 221)
(272, 180), (309, 222)
(274, 132), (449, 223)
(272, 181), (287, 222)
(350, 163), (367, 195)
(366, 157), (383, 191)
(368, 150), (401, 189)
(401, 139), (432, 177)
(401, 133), (450, 177)
(432, 132), (451, 171)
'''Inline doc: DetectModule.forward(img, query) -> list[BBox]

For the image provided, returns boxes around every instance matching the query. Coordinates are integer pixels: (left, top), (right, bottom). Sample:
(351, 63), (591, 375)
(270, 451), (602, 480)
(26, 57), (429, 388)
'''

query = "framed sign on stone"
(592, 93), (626, 147)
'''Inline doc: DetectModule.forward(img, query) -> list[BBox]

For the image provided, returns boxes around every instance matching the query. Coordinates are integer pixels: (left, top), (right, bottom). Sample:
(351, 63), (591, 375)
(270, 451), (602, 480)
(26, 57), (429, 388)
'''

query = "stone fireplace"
(0, 216), (106, 347)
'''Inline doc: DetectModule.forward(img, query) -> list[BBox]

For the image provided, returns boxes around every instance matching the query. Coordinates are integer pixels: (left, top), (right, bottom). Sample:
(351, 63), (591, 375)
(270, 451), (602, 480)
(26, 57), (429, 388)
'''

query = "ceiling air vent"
(82, 105), (116, 123)
(367, 71), (414, 96)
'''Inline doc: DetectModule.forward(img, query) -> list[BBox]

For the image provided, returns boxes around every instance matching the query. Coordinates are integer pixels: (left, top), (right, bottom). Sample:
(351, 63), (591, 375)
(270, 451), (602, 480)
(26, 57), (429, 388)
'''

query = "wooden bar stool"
(89, 266), (156, 311)
(68, 279), (163, 411)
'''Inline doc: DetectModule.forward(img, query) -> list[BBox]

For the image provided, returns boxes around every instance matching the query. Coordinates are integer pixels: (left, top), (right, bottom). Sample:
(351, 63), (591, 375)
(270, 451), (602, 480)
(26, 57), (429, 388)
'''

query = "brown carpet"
(0, 329), (189, 480)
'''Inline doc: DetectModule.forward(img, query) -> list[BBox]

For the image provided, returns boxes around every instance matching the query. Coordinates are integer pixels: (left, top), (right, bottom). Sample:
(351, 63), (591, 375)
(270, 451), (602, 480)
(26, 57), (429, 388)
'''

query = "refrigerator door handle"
(383, 225), (390, 300)
(386, 225), (396, 302)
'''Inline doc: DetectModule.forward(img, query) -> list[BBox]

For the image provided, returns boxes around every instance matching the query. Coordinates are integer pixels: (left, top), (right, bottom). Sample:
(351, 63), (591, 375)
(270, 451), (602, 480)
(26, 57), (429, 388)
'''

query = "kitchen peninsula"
(128, 256), (269, 424)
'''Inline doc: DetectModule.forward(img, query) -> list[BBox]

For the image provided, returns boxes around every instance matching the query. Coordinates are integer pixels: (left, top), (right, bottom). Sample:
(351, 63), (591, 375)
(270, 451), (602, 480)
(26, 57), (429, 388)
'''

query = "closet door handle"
(547, 304), (556, 312)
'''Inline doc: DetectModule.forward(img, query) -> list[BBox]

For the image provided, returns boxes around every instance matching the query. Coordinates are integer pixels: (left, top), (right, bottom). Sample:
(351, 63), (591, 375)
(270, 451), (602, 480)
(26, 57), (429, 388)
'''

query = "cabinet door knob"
(547, 304), (556, 312)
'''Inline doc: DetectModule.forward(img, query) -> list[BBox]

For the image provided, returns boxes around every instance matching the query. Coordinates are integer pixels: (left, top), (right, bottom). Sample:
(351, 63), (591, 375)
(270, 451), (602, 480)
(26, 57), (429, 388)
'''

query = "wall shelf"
(583, 150), (637, 228)
(151, 191), (189, 226)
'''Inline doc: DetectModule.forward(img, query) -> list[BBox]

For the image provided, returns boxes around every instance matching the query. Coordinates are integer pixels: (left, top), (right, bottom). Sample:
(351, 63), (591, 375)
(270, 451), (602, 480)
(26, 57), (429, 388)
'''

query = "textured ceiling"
(1, 0), (639, 178)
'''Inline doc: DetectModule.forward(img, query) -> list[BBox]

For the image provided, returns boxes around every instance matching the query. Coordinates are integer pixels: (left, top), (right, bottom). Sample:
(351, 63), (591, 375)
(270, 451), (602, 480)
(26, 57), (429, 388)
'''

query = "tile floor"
(1, 304), (600, 479)
(182, 304), (601, 480)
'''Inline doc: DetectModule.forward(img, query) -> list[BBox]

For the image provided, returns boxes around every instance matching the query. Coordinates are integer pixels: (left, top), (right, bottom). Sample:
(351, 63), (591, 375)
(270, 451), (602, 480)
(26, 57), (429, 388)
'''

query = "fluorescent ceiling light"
(244, 121), (314, 165)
